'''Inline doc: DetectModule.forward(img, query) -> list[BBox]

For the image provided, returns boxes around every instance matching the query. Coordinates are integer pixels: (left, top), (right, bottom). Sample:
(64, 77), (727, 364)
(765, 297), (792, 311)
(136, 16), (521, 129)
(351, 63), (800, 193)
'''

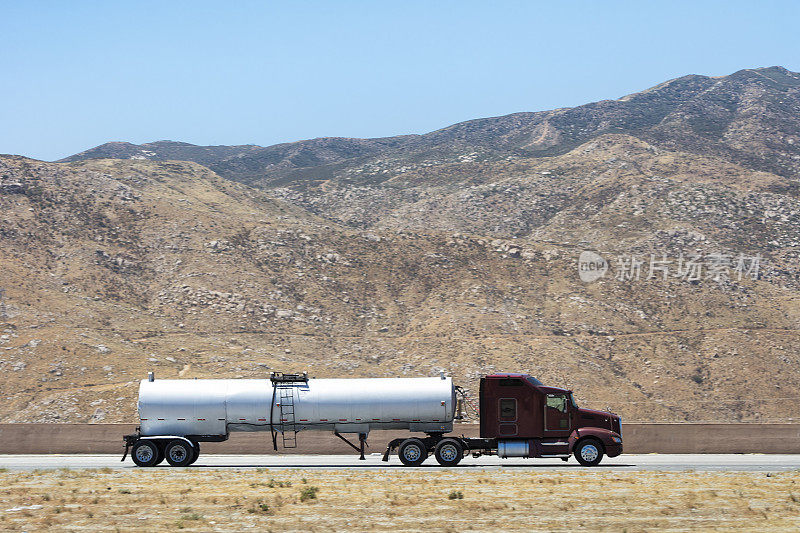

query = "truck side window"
(499, 378), (524, 387)
(546, 394), (567, 413)
(499, 398), (517, 420)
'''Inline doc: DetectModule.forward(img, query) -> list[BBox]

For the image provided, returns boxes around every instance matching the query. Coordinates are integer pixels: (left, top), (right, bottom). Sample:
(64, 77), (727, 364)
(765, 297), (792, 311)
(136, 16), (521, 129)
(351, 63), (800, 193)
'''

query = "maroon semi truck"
(127, 371), (621, 468)
(383, 373), (622, 467)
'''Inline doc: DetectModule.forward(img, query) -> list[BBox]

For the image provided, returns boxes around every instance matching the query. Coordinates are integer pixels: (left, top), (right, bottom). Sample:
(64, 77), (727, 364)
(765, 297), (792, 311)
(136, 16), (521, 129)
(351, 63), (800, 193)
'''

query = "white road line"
(1, 454), (800, 472)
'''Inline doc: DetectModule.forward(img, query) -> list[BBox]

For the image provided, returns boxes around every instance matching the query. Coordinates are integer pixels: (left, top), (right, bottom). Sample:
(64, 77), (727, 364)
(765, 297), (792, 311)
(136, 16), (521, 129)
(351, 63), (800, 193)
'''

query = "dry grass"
(1, 469), (799, 531)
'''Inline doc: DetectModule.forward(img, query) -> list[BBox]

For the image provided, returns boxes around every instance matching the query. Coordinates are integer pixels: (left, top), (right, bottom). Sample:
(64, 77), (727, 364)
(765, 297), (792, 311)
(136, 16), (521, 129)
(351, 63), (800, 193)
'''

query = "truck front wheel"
(574, 438), (604, 467)
(434, 438), (464, 467)
(131, 440), (161, 467)
(398, 438), (427, 467)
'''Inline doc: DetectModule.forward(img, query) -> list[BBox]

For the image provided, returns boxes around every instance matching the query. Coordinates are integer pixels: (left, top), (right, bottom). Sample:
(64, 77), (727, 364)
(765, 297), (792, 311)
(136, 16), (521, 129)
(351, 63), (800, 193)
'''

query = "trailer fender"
(568, 428), (623, 457)
(452, 436), (471, 455)
(122, 434), (196, 462)
(139, 436), (197, 448)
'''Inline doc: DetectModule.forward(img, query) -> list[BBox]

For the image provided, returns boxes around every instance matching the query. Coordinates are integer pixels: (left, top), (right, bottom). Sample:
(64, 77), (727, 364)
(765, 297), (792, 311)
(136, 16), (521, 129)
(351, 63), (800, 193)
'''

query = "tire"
(153, 442), (165, 465)
(574, 438), (604, 467)
(164, 439), (195, 467)
(398, 438), (427, 467)
(131, 440), (160, 467)
(188, 442), (200, 465)
(434, 438), (464, 467)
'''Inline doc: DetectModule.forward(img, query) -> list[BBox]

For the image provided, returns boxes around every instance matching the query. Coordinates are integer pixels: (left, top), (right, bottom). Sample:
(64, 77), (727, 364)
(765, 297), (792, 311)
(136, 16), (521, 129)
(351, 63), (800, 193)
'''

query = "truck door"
(544, 393), (571, 432)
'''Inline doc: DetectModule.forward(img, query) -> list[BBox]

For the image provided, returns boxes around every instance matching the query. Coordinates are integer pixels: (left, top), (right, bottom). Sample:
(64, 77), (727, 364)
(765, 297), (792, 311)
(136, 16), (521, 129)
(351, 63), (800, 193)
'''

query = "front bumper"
(605, 442), (622, 458)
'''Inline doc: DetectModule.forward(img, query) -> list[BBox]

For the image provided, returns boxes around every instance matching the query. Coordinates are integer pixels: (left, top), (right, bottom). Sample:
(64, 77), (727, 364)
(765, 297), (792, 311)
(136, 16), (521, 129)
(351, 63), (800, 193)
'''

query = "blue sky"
(2, 1), (799, 161)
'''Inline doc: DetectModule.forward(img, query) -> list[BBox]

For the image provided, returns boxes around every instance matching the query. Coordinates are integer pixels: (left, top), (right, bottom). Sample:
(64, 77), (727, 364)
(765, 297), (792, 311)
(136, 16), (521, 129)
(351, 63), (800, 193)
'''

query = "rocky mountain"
(2, 66), (800, 424)
(62, 66), (800, 189)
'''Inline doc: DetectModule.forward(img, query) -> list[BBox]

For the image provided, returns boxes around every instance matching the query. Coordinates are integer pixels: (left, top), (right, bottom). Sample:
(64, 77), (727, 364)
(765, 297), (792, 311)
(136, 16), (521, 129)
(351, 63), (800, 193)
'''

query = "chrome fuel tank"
(498, 439), (530, 458)
(138, 376), (455, 436)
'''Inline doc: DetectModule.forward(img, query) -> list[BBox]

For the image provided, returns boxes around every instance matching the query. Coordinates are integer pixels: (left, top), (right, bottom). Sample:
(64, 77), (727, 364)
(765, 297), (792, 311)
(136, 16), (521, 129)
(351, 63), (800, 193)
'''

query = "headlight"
(611, 436), (622, 444)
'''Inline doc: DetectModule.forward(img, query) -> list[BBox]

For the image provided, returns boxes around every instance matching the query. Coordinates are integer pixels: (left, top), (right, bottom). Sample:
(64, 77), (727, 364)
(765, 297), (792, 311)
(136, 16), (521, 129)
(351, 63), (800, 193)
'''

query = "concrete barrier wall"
(621, 423), (800, 454)
(1, 423), (799, 455)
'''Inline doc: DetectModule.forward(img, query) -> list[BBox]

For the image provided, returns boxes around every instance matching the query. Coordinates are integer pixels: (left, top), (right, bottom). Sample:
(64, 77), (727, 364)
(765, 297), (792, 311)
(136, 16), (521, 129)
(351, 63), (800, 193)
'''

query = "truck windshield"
(526, 376), (542, 386)
(569, 393), (578, 408)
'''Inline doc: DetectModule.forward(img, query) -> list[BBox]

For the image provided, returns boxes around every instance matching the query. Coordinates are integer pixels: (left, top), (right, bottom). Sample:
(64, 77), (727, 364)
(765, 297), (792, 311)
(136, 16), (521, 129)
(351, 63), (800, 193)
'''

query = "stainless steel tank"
(498, 439), (530, 458)
(138, 376), (456, 437)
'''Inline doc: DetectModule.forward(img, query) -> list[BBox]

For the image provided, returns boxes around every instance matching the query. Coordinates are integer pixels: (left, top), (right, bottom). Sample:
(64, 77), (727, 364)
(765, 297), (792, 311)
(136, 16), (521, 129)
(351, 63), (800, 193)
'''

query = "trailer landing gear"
(334, 431), (368, 460)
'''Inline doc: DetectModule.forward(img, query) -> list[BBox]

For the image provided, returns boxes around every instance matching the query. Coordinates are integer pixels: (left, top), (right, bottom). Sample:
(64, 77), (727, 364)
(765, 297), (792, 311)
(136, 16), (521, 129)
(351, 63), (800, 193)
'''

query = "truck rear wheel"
(165, 439), (195, 467)
(398, 438), (427, 467)
(574, 438), (604, 467)
(131, 440), (161, 467)
(434, 438), (464, 467)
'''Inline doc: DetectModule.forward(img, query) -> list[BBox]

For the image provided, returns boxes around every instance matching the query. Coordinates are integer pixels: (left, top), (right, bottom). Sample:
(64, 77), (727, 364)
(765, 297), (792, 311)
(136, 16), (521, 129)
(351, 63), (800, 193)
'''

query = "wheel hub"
(135, 446), (153, 462)
(404, 445), (421, 461)
(440, 444), (457, 462)
(580, 444), (599, 462)
(170, 446), (188, 462)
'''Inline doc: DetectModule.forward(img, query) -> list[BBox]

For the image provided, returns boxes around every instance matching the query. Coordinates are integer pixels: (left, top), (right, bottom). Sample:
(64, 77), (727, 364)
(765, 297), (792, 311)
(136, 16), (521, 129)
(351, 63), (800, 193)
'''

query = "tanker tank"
(138, 374), (456, 438)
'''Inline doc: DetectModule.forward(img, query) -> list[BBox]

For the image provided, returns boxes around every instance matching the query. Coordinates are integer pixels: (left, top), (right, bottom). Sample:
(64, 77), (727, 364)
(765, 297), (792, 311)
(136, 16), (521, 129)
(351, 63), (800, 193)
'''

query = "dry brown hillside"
(2, 128), (800, 423)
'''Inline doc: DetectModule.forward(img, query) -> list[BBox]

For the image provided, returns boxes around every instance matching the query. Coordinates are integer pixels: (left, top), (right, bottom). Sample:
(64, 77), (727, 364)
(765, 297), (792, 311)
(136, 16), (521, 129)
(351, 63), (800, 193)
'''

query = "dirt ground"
(1, 468), (799, 531)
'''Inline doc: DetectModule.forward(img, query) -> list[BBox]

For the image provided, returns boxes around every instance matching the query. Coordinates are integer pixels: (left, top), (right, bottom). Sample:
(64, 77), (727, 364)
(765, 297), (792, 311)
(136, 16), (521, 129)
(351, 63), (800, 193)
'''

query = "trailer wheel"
(131, 440), (160, 467)
(574, 438), (604, 467)
(154, 441), (165, 465)
(188, 443), (200, 465)
(398, 438), (427, 467)
(434, 438), (464, 467)
(164, 439), (195, 467)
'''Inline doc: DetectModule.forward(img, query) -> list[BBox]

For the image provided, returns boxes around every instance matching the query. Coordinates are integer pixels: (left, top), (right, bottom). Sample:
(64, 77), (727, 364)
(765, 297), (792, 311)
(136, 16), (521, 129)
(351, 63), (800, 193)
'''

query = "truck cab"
(478, 373), (622, 465)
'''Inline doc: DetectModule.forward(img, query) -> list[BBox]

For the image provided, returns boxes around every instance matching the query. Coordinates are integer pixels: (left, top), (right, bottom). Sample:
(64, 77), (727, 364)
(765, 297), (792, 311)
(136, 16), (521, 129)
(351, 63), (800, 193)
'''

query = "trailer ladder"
(269, 372), (307, 450)
(278, 386), (297, 449)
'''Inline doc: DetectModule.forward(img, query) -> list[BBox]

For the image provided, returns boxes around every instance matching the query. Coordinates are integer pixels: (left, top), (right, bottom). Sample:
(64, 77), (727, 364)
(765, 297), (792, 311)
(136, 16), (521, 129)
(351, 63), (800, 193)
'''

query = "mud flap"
(122, 434), (138, 462)
(382, 438), (405, 462)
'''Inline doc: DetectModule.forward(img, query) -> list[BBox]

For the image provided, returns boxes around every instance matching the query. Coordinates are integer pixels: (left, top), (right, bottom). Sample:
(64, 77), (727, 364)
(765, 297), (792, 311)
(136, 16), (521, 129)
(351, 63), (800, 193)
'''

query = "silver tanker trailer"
(123, 371), (623, 467)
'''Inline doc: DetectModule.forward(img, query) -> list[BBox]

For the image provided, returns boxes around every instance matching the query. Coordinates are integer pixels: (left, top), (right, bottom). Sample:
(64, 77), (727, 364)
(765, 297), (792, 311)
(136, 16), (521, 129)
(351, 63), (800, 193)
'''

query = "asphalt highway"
(2, 454), (800, 472)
